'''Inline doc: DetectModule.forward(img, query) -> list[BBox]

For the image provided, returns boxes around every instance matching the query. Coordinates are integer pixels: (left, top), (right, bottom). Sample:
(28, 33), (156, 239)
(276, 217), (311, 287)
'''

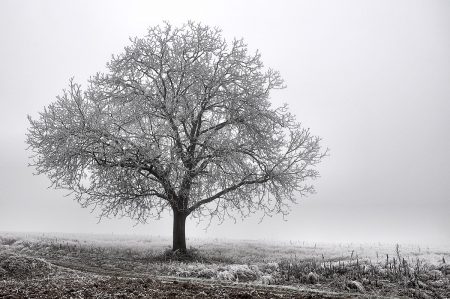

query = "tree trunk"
(172, 210), (187, 253)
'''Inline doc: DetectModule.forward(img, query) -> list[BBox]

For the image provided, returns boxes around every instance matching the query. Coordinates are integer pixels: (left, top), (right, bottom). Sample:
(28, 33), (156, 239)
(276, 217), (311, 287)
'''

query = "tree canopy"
(27, 22), (327, 251)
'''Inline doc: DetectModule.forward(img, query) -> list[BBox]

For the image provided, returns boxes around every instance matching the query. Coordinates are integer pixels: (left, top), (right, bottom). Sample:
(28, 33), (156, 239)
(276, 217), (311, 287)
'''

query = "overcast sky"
(0, 0), (449, 245)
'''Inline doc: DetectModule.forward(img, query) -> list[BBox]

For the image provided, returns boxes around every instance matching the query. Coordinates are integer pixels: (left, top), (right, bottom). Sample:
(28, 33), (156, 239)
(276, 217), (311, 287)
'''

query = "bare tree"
(27, 22), (327, 252)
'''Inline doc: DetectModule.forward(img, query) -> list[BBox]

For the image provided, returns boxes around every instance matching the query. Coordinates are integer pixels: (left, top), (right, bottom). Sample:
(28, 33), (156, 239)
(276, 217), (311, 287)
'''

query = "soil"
(0, 275), (357, 299)
(0, 253), (363, 299)
(2, 235), (448, 298)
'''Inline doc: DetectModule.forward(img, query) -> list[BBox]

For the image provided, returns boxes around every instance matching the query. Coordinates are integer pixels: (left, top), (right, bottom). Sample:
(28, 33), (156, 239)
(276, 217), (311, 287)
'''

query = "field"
(0, 232), (449, 298)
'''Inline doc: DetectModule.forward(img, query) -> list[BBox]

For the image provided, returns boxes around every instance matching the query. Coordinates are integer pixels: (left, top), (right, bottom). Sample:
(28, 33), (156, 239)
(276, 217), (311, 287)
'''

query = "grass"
(0, 232), (449, 298)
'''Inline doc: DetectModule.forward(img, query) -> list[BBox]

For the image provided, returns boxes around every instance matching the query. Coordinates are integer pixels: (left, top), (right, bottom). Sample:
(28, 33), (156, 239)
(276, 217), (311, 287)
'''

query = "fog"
(0, 0), (449, 245)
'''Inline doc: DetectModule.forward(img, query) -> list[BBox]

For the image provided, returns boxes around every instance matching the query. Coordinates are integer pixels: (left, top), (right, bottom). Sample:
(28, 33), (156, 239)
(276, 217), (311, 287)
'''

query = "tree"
(27, 22), (327, 252)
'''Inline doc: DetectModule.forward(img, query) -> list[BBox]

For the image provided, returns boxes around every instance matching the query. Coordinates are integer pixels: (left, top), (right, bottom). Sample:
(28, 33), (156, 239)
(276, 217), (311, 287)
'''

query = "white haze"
(0, 0), (449, 245)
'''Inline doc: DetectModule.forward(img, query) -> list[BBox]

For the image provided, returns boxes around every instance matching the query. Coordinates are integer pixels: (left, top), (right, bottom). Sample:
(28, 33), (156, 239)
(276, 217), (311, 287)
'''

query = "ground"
(0, 233), (449, 298)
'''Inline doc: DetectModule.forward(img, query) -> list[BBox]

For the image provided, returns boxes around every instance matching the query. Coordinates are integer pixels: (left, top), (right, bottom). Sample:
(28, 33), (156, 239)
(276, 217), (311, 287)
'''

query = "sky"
(0, 0), (449, 245)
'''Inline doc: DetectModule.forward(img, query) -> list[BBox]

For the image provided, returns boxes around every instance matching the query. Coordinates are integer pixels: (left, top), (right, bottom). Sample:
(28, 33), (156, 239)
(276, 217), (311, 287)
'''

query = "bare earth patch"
(1, 233), (449, 298)
(0, 276), (354, 299)
(0, 255), (350, 299)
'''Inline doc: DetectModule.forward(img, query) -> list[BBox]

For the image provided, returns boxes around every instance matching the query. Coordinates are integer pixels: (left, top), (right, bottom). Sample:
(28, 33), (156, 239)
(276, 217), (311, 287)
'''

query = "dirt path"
(0, 244), (405, 299)
(0, 275), (363, 299)
(0, 256), (371, 299)
(35, 258), (373, 298)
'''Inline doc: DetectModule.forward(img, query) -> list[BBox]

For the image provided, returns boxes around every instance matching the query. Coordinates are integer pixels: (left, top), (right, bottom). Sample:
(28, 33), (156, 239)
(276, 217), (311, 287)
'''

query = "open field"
(0, 232), (449, 298)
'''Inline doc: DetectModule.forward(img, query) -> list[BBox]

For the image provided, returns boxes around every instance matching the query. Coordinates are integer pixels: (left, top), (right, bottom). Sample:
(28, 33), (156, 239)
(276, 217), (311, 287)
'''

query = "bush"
(217, 270), (234, 281)
(230, 265), (259, 282)
(0, 237), (17, 246)
(0, 252), (53, 279)
(197, 268), (216, 279)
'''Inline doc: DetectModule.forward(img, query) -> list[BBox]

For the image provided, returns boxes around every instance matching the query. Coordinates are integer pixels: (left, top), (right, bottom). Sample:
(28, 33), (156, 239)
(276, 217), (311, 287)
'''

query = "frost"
(260, 275), (274, 285)
(229, 264), (259, 282)
(347, 280), (365, 293)
(306, 272), (319, 284)
(217, 270), (234, 281)
(0, 252), (54, 279)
